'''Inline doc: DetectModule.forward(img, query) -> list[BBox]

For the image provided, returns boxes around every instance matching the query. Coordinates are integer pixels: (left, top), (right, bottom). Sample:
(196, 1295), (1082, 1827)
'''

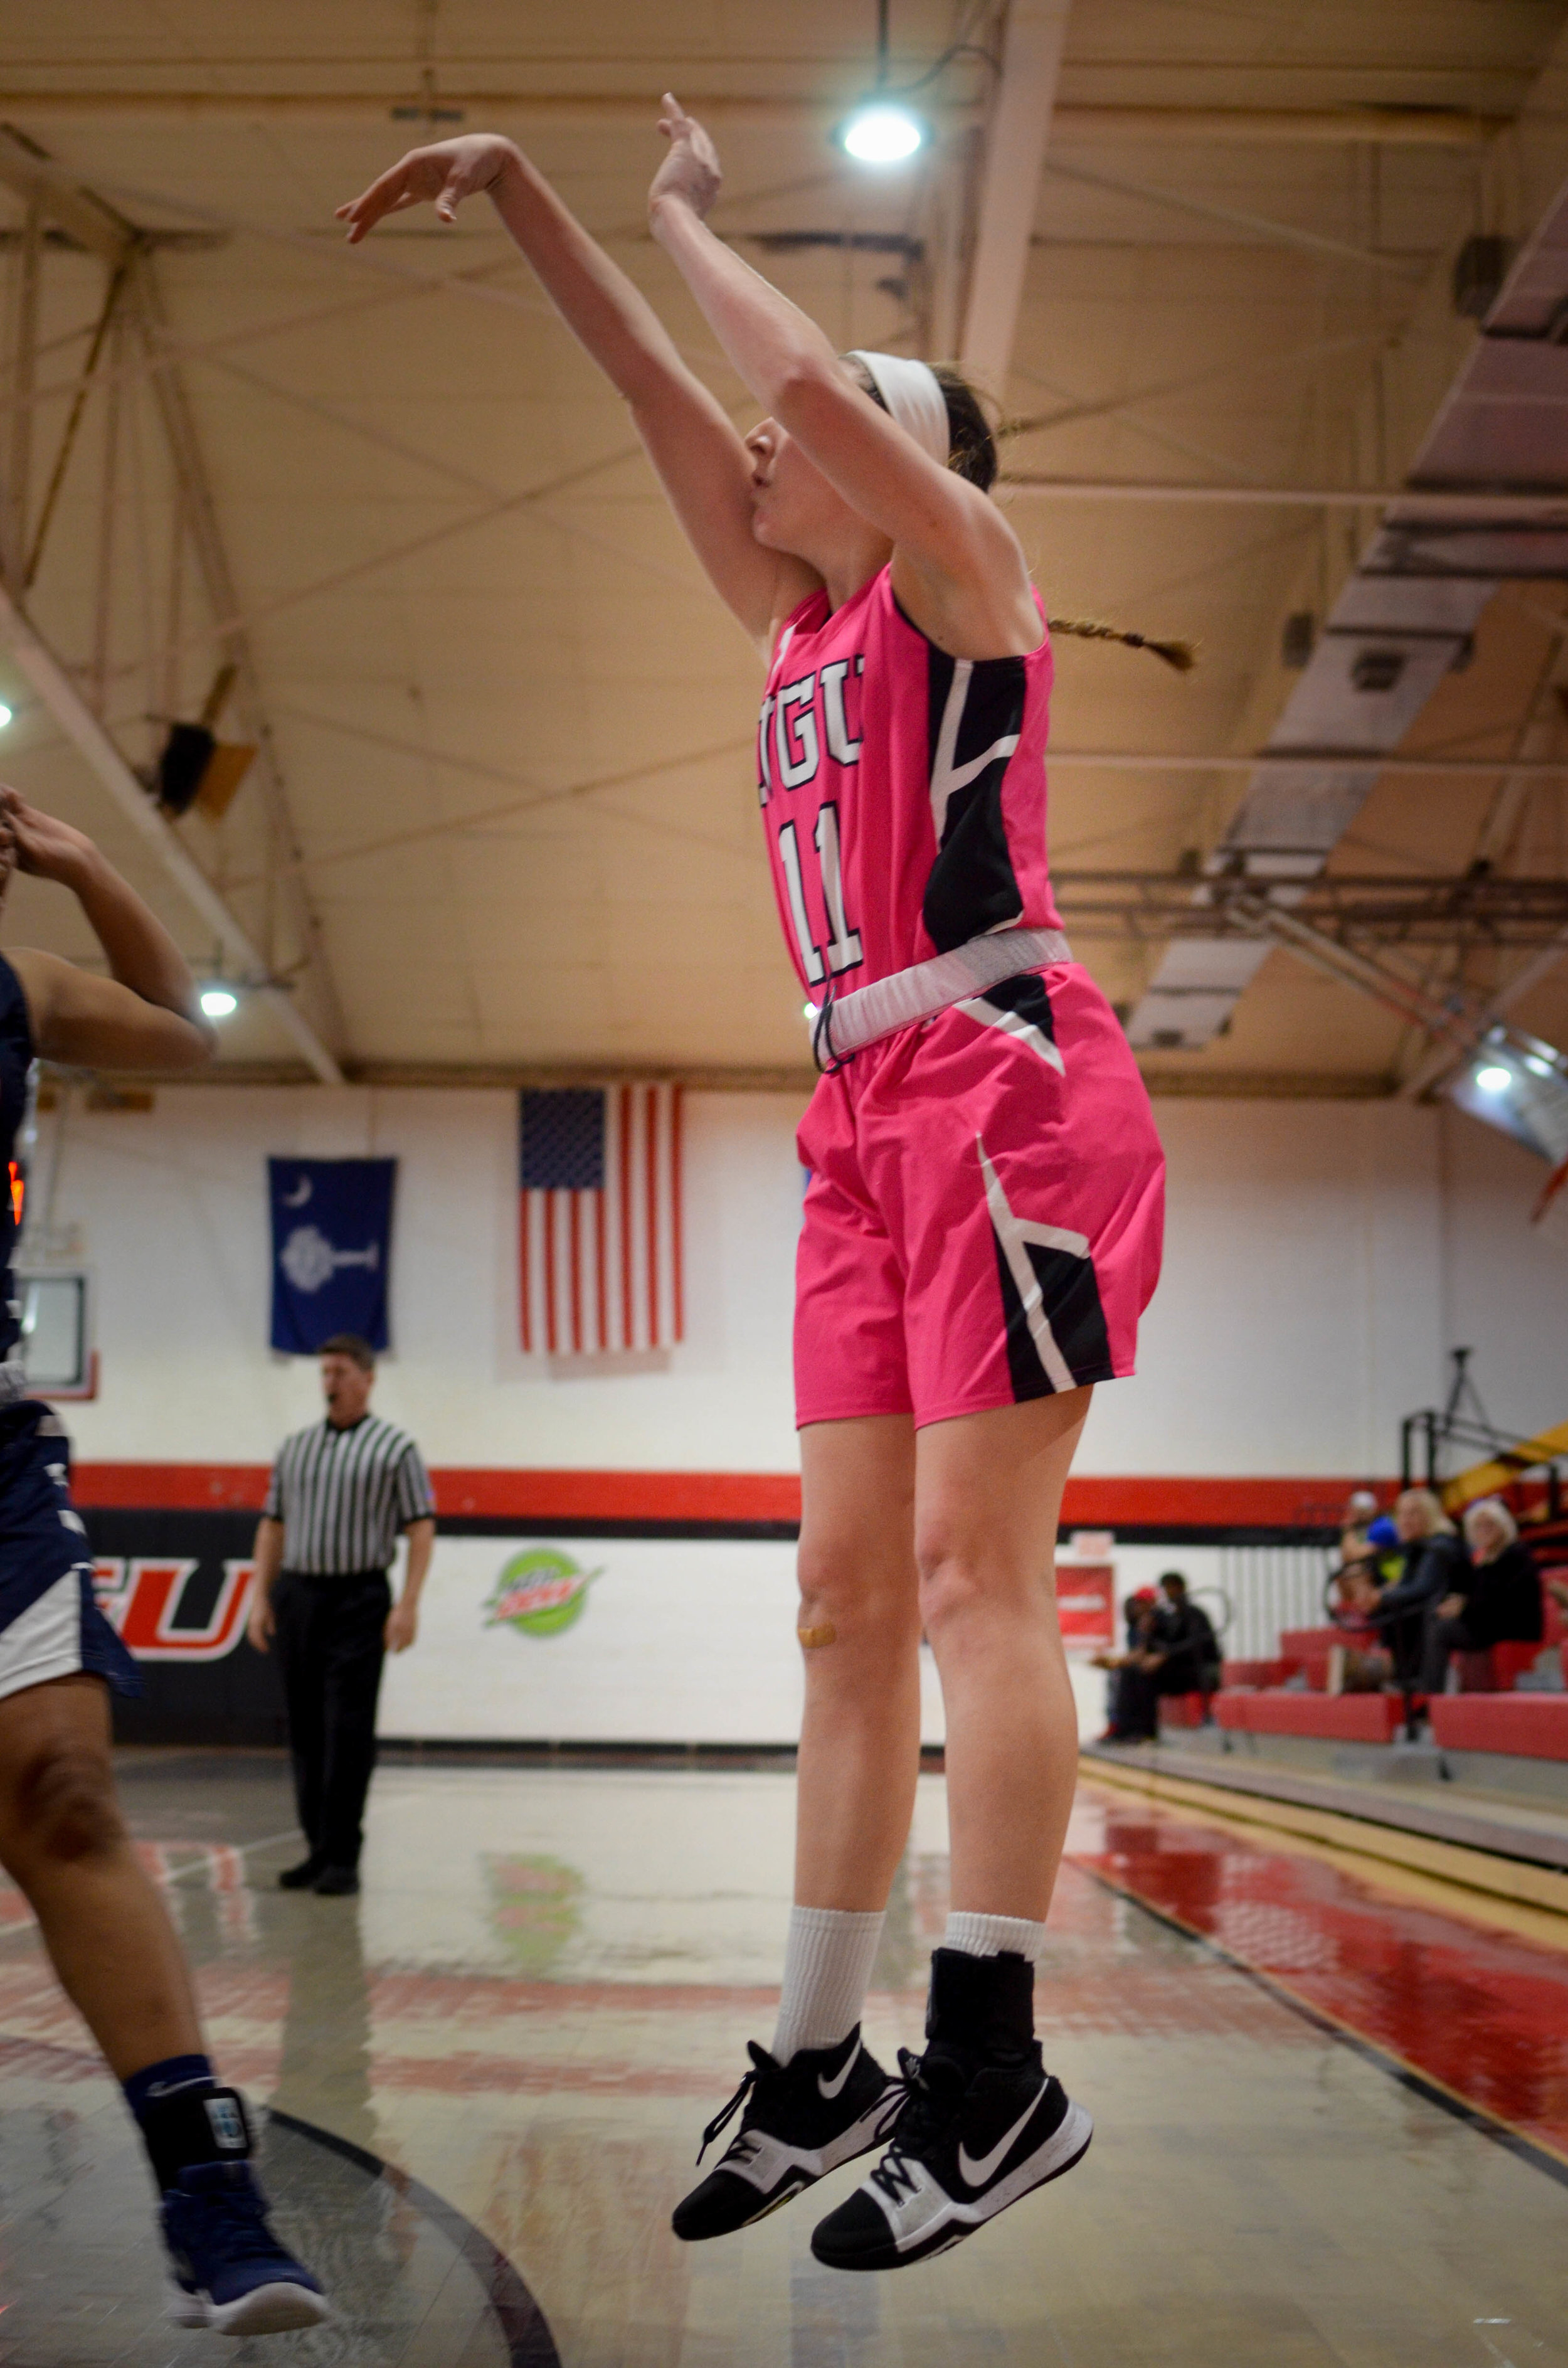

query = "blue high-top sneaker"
(163, 2158), (331, 2335)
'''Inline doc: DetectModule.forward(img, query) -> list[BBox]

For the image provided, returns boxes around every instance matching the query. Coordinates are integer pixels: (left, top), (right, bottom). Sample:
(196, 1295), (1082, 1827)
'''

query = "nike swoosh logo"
(958, 2088), (1044, 2188)
(817, 2039), (862, 2101)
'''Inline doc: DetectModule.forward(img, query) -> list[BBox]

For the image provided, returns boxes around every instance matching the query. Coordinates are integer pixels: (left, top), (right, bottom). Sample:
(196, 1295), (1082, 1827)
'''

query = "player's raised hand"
(0, 787), (95, 888)
(650, 95), (721, 221)
(336, 133), (517, 242)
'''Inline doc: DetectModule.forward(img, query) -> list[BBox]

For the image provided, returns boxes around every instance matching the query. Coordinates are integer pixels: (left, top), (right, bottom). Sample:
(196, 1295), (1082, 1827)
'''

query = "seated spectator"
(1363, 1513), (1402, 1585)
(1367, 1488), (1469, 1692)
(1327, 1561), (1392, 1692)
(1339, 1489), (1380, 1563)
(1421, 1497), (1543, 1696)
(1091, 1590), (1160, 1741)
(1154, 1572), (1221, 1701)
(1111, 1574), (1216, 1741)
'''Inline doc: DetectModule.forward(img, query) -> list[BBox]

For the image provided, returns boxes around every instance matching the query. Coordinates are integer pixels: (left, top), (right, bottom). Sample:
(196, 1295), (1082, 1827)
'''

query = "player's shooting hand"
(650, 95), (721, 221)
(0, 787), (96, 889)
(336, 134), (517, 242)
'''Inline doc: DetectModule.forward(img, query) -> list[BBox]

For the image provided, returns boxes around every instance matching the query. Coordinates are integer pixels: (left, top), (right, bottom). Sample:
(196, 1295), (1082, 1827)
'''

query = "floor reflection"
(1069, 1781), (1568, 2163)
(0, 1755), (1562, 2366)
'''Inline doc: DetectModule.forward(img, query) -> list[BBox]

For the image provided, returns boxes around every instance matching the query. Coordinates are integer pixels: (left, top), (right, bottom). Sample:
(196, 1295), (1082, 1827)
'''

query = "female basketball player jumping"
(342, 100), (1168, 2272)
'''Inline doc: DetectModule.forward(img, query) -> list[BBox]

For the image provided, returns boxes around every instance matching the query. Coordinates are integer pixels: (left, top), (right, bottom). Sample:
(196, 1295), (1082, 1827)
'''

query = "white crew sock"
(771, 1906), (886, 2064)
(944, 1911), (1047, 1963)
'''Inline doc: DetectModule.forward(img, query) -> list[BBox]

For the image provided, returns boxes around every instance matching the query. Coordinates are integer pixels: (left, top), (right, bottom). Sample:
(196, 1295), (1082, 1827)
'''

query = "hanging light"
(836, 100), (930, 164)
(835, 0), (932, 166)
(199, 985), (240, 1020)
(1444, 1027), (1568, 1169)
(0, 703), (12, 730)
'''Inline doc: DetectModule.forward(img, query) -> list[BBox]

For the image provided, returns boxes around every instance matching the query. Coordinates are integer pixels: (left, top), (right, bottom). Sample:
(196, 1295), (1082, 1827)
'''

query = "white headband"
(846, 350), (951, 468)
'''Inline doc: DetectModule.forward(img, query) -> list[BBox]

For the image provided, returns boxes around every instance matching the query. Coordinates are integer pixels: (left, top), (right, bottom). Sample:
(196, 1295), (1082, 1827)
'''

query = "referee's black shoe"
(277, 1856), (324, 1891)
(311, 1866), (360, 1897)
(672, 2028), (899, 2241)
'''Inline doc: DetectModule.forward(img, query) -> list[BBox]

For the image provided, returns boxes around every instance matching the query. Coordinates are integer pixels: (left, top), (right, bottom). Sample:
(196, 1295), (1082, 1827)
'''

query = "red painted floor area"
(1068, 1780), (1568, 2170)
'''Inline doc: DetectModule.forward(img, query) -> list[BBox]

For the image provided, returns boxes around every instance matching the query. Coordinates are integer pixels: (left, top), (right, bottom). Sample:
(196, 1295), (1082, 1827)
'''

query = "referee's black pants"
(273, 1568), (390, 1874)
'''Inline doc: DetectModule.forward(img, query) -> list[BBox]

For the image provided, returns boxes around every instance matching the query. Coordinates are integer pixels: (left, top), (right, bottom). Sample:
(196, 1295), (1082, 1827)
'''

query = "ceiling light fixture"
(1474, 1064), (1513, 1093)
(837, 100), (929, 164)
(835, 0), (933, 166)
(199, 985), (240, 1020)
(0, 704), (11, 730)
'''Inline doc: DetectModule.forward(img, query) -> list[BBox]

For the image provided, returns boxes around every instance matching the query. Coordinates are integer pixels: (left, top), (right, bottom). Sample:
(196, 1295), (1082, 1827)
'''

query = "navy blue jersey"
(0, 955), (35, 1365)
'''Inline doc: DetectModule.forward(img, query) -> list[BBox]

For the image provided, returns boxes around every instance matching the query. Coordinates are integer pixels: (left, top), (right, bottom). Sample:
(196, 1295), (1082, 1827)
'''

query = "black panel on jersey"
(0, 955), (34, 1364)
(923, 644), (1027, 952)
(974, 972), (1056, 1043)
(991, 1232), (1113, 1401)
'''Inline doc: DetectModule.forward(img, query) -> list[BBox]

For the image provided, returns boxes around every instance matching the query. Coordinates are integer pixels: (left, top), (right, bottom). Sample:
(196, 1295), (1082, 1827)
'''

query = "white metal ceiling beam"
(960, 2), (1072, 395)
(1001, 480), (1568, 512)
(0, 586), (343, 1085)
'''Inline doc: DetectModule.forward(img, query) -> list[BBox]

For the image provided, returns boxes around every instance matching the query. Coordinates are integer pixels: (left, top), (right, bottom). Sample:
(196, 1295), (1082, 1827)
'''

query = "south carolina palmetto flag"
(519, 1087), (684, 1354)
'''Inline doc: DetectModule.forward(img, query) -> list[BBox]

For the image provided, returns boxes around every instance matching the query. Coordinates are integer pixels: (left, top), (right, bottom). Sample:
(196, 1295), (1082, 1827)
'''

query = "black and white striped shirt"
(263, 1416), (434, 1574)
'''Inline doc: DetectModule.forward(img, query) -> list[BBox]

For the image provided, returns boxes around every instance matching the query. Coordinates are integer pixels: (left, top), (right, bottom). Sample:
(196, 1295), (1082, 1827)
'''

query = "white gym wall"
(40, 1086), (1567, 1474)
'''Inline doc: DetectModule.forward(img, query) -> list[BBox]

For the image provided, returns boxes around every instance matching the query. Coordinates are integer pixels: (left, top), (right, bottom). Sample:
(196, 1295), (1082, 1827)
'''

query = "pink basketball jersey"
(758, 565), (1061, 1004)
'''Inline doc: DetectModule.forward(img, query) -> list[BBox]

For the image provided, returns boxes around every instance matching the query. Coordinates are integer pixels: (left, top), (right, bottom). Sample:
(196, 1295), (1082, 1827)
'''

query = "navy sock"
(124, 2053), (216, 2122)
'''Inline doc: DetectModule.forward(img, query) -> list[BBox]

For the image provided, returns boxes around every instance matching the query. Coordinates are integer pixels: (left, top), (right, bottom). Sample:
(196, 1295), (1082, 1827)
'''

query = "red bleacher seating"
(1212, 1688), (1406, 1744)
(1457, 1638), (1546, 1692)
(1221, 1659), (1288, 1689)
(1157, 1691), (1207, 1730)
(1277, 1628), (1342, 1692)
(1429, 1695), (1568, 1761)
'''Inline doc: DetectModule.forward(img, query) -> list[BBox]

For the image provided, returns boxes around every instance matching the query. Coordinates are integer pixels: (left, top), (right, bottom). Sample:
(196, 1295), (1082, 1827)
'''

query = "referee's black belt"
(279, 1566), (389, 1586)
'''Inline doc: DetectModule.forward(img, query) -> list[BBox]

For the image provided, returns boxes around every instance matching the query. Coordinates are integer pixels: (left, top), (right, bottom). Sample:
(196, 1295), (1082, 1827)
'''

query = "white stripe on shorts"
(0, 1568), (87, 1705)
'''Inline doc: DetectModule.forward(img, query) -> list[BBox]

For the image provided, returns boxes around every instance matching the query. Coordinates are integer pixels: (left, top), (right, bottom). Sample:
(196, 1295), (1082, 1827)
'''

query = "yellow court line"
(1076, 1762), (1568, 1954)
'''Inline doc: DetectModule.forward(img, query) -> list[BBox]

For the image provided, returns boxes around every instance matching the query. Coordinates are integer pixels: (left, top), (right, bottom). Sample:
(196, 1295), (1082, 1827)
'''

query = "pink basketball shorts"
(794, 963), (1165, 1430)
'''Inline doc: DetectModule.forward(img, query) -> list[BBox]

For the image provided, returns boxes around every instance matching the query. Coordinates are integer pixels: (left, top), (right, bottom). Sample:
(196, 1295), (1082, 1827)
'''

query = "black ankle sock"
(124, 2055), (251, 2190)
(925, 1946), (1036, 2065)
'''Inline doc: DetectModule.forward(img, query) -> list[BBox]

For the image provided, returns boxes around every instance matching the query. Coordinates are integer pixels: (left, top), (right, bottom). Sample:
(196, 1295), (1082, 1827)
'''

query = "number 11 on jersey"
(778, 804), (862, 987)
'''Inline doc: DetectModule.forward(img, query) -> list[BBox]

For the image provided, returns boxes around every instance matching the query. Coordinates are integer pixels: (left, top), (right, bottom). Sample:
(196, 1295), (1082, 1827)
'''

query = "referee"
(246, 1334), (435, 1897)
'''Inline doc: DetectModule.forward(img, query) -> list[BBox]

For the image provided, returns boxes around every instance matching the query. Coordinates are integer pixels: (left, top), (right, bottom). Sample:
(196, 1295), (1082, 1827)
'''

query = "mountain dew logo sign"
(485, 1547), (601, 1638)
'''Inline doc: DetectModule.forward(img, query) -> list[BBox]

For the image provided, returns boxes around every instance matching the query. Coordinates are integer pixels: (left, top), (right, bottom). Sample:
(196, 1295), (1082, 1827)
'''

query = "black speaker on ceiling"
(156, 722), (216, 817)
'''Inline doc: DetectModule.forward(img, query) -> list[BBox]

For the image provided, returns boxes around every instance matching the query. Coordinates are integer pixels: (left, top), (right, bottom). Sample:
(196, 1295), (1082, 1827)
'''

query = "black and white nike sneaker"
(672, 2026), (901, 2242)
(810, 1946), (1091, 2272)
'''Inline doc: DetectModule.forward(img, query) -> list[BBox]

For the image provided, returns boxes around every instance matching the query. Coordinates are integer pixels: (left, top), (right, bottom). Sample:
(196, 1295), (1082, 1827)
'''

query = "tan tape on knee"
(797, 1621), (838, 1650)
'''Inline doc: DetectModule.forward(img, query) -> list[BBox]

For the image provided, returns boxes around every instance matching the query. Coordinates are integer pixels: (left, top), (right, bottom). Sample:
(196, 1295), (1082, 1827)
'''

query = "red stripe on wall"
(66, 1465), (1393, 1526)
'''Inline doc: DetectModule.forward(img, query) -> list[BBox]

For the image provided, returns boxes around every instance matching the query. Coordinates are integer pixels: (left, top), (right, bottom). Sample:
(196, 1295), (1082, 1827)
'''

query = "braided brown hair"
(1044, 615), (1197, 673)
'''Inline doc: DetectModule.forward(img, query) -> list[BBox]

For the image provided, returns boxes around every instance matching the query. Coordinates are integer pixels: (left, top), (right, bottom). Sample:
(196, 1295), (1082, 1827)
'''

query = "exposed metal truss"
(0, 130), (344, 1082)
(1125, 165), (1568, 1059)
(1056, 869), (1568, 950)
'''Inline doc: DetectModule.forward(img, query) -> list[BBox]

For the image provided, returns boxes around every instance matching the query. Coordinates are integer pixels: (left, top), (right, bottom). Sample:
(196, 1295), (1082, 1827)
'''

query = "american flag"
(519, 1087), (684, 1354)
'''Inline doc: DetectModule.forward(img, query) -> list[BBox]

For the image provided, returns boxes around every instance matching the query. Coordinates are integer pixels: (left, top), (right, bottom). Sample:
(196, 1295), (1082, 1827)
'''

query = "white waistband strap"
(809, 926), (1073, 1066)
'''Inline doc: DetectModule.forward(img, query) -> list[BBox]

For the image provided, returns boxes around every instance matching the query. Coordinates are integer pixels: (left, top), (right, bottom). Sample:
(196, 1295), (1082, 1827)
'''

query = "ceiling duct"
(1126, 175), (1568, 1056)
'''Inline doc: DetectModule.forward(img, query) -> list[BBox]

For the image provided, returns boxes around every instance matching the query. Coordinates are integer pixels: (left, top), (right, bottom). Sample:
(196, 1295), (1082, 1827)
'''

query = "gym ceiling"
(1, 2), (1565, 1098)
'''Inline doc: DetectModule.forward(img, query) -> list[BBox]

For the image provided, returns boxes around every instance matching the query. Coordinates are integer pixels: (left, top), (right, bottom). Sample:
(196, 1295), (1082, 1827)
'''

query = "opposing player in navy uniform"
(0, 785), (327, 2336)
